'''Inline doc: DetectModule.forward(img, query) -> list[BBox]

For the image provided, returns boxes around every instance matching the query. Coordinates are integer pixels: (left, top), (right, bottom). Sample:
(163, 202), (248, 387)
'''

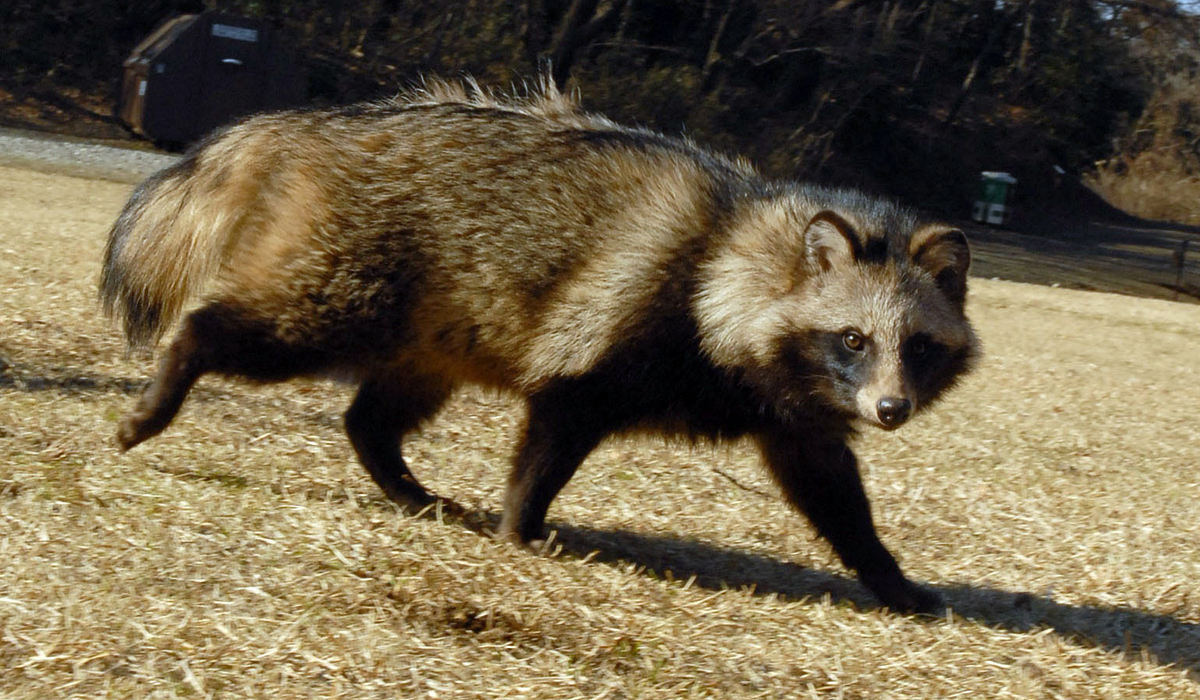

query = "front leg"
(499, 388), (609, 544)
(757, 431), (943, 614)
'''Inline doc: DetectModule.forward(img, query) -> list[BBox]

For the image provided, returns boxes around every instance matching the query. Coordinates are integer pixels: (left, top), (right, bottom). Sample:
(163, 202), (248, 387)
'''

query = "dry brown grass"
(1087, 68), (1200, 229)
(1088, 150), (1200, 227)
(1, 163), (1198, 699)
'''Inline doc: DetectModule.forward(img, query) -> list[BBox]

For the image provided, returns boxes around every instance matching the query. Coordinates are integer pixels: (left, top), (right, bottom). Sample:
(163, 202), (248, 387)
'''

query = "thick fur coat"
(101, 77), (977, 612)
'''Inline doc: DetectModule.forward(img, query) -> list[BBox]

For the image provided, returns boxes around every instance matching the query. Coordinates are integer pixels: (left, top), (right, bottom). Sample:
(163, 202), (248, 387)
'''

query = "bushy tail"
(99, 144), (253, 349)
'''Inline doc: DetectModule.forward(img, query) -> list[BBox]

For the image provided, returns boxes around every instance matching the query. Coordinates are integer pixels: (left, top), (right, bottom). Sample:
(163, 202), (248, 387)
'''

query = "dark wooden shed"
(118, 13), (306, 147)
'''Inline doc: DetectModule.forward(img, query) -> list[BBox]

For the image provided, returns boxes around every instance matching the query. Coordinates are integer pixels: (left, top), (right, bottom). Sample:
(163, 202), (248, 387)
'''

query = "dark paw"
(494, 514), (549, 549)
(862, 573), (945, 615)
(115, 415), (147, 451)
(892, 582), (945, 616)
(376, 473), (433, 510)
(493, 529), (561, 558)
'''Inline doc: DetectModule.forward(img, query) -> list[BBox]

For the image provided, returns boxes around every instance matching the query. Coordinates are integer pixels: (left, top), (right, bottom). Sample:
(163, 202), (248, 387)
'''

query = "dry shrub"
(1088, 65), (1200, 225)
(1088, 150), (1200, 225)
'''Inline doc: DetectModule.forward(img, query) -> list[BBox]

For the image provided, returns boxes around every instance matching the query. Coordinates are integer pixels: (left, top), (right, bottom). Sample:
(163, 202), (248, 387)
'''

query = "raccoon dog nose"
(876, 398), (912, 428)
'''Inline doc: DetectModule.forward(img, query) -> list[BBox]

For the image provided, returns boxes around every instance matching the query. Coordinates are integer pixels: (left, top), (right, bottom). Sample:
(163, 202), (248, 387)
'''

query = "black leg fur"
(117, 317), (206, 450)
(344, 374), (452, 511)
(119, 302), (340, 450)
(758, 432), (943, 614)
(499, 390), (609, 543)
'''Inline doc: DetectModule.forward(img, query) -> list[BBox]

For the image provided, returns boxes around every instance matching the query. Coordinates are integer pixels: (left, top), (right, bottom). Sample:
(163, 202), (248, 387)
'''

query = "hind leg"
(118, 302), (330, 451)
(117, 316), (208, 450)
(344, 373), (452, 511)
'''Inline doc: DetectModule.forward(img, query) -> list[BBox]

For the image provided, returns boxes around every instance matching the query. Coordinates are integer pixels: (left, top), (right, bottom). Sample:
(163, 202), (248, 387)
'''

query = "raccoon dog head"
(695, 189), (978, 430)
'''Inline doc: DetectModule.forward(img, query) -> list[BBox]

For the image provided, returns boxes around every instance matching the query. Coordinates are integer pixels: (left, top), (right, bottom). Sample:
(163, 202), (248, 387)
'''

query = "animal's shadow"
(456, 512), (1200, 679)
(0, 366), (146, 395)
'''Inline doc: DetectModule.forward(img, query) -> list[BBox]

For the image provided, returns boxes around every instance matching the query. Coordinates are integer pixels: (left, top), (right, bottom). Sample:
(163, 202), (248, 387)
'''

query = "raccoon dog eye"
(842, 330), (866, 352)
(910, 338), (927, 356)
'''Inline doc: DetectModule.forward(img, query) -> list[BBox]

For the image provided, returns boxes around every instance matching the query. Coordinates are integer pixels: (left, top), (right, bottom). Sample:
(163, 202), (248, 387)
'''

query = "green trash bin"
(972, 171), (1017, 225)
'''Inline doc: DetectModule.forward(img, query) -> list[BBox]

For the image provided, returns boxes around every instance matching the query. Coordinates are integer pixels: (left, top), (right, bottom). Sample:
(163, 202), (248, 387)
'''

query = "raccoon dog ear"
(910, 226), (971, 303)
(804, 210), (859, 274)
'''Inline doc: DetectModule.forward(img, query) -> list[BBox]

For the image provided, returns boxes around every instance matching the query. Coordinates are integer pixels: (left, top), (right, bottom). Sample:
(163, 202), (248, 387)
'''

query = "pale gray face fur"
(694, 191), (977, 429)
(781, 260), (976, 429)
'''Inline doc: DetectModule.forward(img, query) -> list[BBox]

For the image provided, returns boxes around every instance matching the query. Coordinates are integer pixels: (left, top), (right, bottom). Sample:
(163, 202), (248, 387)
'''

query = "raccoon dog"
(101, 77), (977, 613)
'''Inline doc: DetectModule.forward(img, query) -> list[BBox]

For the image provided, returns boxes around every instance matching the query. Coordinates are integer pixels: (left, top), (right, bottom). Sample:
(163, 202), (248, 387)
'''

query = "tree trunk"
(547, 0), (601, 87)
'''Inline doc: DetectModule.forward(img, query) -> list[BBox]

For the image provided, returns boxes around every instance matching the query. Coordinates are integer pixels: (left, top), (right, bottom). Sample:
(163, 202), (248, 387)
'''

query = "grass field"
(1, 164), (1198, 698)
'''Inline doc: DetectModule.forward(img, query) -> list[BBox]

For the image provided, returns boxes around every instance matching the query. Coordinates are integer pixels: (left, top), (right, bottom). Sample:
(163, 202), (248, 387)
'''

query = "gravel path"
(0, 127), (177, 184)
